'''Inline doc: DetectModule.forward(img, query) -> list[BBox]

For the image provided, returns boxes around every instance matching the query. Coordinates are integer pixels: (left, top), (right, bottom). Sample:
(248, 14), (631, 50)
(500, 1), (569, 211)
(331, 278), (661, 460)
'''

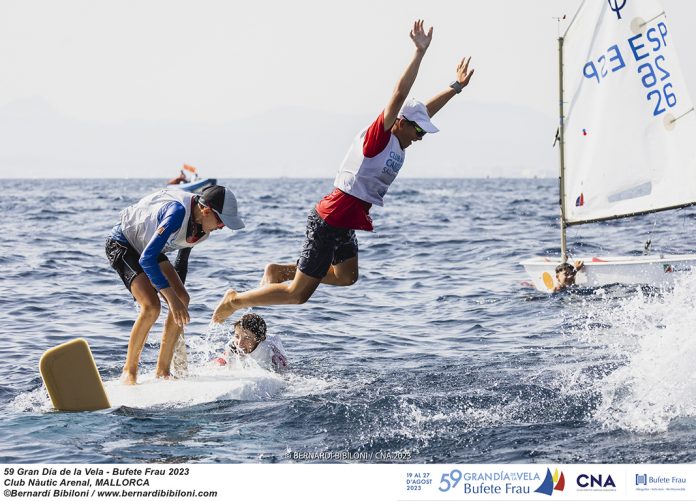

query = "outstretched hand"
(455, 57), (475, 87)
(410, 19), (433, 52)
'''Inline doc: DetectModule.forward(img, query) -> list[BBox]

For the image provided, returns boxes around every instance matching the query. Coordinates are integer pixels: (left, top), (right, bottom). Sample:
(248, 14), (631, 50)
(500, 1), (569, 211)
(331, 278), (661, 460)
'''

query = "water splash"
(8, 386), (53, 413)
(568, 275), (696, 432)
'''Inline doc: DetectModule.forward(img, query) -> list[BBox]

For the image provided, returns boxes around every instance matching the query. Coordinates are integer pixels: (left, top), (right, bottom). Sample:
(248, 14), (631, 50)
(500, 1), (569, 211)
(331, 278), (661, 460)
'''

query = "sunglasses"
(199, 199), (225, 228)
(211, 210), (224, 229)
(403, 118), (426, 138)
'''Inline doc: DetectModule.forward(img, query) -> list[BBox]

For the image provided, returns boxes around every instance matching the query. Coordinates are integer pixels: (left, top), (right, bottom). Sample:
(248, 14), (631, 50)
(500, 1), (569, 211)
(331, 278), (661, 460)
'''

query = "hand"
(161, 288), (190, 327)
(455, 57), (475, 87)
(410, 19), (433, 53)
(573, 260), (584, 271)
(169, 295), (190, 327)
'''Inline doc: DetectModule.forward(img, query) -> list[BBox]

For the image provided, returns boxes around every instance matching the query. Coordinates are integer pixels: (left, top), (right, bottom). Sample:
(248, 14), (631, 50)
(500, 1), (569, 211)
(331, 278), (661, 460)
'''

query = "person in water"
(212, 19), (475, 323)
(554, 260), (584, 291)
(212, 313), (288, 372)
(106, 185), (244, 384)
(167, 170), (189, 185)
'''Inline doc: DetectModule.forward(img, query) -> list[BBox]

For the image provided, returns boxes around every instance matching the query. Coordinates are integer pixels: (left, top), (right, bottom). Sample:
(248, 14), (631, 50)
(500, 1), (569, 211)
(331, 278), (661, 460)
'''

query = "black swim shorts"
(105, 238), (168, 292)
(297, 208), (358, 279)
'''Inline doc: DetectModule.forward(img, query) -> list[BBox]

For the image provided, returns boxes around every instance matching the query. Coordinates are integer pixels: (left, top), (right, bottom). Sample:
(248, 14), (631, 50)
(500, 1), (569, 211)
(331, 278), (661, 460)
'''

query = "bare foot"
(212, 289), (239, 323)
(155, 371), (177, 380)
(120, 370), (137, 385)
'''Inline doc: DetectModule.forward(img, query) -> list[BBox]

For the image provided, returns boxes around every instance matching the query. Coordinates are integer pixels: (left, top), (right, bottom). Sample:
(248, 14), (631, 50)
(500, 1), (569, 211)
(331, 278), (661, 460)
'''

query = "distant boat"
(521, 0), (696, 292)
(171, 177), (217, 193)
(167, 163), (217, 192)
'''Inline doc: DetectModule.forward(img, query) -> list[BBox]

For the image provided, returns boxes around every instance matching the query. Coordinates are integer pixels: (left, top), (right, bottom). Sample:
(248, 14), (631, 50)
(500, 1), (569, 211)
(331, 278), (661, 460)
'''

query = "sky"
(1, 0), (695, 178)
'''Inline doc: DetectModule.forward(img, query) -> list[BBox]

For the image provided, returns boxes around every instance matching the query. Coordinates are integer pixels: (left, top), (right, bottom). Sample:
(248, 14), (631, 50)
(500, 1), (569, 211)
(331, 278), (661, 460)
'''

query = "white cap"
(200, 185), (245, 230)
(399, 98), (439, 133)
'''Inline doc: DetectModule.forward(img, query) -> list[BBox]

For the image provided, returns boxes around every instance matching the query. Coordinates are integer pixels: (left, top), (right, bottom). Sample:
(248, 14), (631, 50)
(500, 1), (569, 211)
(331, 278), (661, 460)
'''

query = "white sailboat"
(521, 0), (696, 292)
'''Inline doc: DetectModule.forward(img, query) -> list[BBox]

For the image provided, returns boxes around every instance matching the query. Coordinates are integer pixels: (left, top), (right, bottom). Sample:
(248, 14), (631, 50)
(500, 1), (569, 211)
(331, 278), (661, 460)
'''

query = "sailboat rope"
(668, 107), (695, 125)
(636, 11), (666, 29)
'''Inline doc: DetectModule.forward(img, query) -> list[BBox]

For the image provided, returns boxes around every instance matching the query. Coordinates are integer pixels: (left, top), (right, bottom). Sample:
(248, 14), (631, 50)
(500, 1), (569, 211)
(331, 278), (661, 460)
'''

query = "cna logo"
(576, 473), (617, 490)
(535, 468), (565, 496)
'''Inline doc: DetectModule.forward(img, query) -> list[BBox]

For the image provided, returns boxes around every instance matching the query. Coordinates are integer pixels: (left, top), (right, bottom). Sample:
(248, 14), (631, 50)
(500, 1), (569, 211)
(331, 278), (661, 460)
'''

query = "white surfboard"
(104, 368), (286, 408)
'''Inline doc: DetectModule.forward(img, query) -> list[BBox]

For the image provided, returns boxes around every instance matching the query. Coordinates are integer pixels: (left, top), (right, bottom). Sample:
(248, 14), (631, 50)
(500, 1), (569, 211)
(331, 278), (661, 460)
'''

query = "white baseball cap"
(200, 185), (245, 230)
(399, 98), (439, 133)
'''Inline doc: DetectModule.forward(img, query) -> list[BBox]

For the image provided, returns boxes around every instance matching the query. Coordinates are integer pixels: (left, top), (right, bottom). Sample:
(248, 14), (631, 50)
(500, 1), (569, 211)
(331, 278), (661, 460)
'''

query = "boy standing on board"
(106, 185), (244, 384)
(212, 20), (474, 323)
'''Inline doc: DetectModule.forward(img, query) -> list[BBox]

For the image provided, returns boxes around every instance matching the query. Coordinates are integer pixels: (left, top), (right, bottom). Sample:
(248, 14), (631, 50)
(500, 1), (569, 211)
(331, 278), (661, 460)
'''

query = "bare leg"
(172, 332), (188, 377)
(155, 262), (190, 378)
(260, 256), (358, 287)
(321, 256), (358, 286)
(260, 263), (297, 286)
(122, 274), (161, 385)
(156, 312), (182, 379)
(212, 269), (322, 323)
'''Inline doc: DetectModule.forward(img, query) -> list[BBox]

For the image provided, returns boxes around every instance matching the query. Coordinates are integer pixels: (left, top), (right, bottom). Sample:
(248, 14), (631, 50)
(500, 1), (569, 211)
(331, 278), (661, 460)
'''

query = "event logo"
(608, 0), (627, 20)
(633, 473), (687, 489)
(438, 469), (542, 495)
(535, 468), (565, 496)
(577, 473), (616, 490)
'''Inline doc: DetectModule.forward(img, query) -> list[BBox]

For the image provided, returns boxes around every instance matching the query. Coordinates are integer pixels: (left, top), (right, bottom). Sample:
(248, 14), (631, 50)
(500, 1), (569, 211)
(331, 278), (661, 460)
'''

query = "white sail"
(562, 0), (696, 224)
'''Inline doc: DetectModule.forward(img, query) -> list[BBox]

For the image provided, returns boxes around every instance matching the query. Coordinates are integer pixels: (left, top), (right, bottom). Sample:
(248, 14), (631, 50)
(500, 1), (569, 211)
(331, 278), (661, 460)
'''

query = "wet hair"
(555, 263), (575, 275)
(234, 313), (267, 342)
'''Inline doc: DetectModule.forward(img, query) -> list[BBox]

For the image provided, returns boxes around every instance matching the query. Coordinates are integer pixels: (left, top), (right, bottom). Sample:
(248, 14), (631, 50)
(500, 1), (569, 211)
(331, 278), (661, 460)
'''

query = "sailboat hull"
(170, 178), (217, 193)
(520, 254), (696, 292)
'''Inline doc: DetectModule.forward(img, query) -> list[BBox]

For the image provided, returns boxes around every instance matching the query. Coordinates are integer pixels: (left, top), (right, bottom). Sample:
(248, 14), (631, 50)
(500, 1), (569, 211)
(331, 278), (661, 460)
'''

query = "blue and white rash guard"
(112, 189), (208, 291)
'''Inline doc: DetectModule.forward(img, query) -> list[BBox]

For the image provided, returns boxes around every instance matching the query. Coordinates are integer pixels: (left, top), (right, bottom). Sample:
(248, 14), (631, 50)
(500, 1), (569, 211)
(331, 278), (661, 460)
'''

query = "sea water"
(1, 178), (695, 463)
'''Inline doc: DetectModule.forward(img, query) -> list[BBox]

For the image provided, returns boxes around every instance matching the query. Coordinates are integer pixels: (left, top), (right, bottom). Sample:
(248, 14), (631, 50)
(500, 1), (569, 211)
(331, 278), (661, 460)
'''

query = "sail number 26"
(583, 21), (676, 116)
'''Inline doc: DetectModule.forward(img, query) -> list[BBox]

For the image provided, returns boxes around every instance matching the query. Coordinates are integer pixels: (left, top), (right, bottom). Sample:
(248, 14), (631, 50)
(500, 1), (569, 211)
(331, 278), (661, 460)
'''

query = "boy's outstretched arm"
(426, 56), (475, 118)
(383, 20), (433, 130)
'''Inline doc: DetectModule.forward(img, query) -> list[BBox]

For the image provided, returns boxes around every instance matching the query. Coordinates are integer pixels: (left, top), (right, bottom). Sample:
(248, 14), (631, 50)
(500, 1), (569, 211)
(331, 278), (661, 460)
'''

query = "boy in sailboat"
(106, 185), (245, 384)
(212, 19), (475, 323)
(554, 260), (584, 292)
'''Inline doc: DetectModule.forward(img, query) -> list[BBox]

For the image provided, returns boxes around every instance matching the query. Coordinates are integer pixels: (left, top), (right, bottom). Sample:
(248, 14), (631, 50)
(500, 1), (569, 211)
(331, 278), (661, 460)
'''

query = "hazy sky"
(1, 0), (695, 177)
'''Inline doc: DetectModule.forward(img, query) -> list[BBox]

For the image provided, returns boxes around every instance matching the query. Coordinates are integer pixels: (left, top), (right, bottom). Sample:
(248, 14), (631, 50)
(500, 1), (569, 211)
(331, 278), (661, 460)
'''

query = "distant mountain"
(0, 97), (556, 178)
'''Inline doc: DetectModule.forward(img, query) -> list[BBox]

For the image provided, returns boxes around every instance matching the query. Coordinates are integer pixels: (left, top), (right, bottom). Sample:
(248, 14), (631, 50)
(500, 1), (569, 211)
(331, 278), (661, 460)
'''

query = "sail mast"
(558, 35), (568, 263)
